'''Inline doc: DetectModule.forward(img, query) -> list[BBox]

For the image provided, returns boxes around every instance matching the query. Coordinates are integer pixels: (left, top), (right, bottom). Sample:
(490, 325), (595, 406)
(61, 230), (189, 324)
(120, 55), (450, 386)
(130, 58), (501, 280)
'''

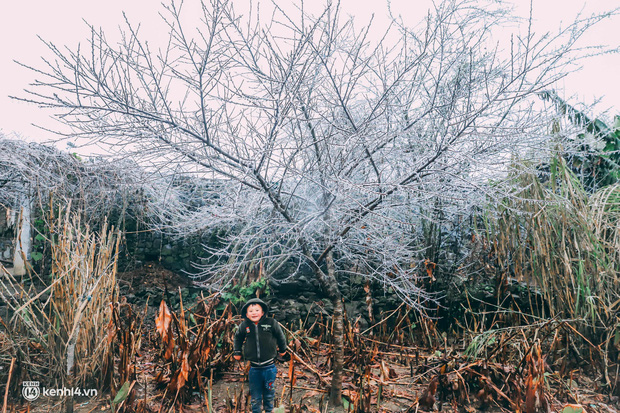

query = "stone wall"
(119, 229), (212, 274)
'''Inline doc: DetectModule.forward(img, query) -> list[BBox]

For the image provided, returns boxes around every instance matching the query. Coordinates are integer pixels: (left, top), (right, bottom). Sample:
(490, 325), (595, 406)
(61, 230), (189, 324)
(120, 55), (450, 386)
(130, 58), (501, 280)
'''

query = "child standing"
(233, 298), (288, 413)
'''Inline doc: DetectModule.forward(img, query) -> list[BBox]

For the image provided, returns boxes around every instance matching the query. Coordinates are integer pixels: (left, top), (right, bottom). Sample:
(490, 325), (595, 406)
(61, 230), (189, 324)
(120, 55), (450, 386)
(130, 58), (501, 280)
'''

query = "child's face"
(246, 304), (264, 322)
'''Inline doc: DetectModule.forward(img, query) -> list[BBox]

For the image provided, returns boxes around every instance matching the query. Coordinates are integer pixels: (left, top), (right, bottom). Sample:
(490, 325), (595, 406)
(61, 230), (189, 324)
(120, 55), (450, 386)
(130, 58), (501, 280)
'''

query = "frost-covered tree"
(15, 0), (613, 403)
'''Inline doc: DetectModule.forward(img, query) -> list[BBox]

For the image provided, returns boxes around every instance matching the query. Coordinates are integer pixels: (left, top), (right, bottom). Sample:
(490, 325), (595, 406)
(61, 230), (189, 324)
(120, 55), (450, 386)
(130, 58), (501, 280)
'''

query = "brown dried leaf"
(164, 324), (175, 360)
(306, 337), (320, 349)
(28, 341), (44, 351)
(425, 259), (437, 280)
(525, 375), (538, 413)
(106, 306), (118, 345)
(178, 352), (190, 390)
(155, 300), (172, 343)
(302, 390), (322, 399)
(288, 356), (295, 384)
(154, 371), (165, 383)
(167, 374), (179, 393)
(418, 377), (438, 411)
(202, 346), (211, 363)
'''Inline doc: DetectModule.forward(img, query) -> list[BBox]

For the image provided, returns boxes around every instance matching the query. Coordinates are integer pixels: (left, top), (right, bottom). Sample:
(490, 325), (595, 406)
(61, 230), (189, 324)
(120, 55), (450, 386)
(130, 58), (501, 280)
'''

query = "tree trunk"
(326, 251), (344, 407)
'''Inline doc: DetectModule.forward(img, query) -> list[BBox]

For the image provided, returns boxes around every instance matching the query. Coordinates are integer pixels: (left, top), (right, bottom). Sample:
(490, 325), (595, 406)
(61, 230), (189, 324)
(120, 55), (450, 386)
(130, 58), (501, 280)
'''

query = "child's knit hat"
(240, 297), (269, 318)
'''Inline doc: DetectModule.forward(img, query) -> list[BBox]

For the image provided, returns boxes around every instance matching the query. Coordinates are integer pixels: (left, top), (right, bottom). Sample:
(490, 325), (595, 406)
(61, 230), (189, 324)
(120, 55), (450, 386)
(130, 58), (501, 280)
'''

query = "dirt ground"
(17, 347), (620, 413)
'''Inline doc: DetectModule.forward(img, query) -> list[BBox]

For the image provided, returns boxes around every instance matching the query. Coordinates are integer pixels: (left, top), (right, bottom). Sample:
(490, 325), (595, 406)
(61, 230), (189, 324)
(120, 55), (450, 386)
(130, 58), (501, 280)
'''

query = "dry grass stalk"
(2, 357), (15, 413)
(483, 157), (620, 389)
(0, 203), (120, 396)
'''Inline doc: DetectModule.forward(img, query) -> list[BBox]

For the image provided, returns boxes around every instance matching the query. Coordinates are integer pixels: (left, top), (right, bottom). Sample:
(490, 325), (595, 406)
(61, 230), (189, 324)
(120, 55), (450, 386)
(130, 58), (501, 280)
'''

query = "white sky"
(1, 0), (618, 146)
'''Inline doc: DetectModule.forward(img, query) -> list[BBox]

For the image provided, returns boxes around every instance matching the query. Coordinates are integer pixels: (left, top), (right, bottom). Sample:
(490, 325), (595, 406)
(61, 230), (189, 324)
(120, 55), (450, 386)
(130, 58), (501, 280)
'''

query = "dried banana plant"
(153, 293), (237, 410)
(103, 294), (148, 413)
(525, 341), (550, 413)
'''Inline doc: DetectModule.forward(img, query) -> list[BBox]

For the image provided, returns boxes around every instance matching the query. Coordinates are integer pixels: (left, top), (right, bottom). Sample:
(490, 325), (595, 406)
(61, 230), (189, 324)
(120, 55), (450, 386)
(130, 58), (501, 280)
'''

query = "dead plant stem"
(2, 357), (15, 413)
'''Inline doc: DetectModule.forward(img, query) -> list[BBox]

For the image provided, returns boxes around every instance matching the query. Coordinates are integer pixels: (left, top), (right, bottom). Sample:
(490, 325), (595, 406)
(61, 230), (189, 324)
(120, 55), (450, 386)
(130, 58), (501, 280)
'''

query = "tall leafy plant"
(540, 91), (620, 190)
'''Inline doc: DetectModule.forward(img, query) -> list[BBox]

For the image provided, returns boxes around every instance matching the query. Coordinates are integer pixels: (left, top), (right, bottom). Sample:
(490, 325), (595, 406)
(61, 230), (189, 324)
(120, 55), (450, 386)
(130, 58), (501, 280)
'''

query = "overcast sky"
(1, 0), (618, 146)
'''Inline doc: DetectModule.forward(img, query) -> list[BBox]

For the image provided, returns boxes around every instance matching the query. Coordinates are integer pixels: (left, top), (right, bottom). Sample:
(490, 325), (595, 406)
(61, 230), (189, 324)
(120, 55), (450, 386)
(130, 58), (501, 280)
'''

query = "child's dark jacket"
(233, 298), (287, 366)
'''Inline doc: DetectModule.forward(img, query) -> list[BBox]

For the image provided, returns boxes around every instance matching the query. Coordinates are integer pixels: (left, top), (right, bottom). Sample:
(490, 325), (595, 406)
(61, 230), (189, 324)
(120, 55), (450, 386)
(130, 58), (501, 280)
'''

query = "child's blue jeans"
(248, 363), (277, 413)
